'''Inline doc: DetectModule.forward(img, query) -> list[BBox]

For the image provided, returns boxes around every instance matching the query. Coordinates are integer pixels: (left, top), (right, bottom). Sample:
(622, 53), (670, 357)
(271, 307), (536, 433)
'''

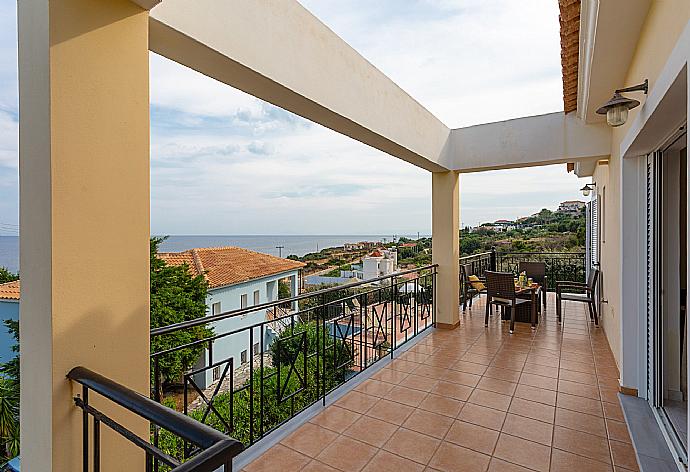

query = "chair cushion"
(468, 275), (486, 291)
(560, 293), (592, 303)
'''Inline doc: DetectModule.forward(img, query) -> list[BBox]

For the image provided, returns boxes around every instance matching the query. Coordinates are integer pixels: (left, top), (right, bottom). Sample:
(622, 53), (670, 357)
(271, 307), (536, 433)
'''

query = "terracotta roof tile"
(159, 247), (305, 289)
(559, 0), (581, 113)
(0, 281), (20, 300)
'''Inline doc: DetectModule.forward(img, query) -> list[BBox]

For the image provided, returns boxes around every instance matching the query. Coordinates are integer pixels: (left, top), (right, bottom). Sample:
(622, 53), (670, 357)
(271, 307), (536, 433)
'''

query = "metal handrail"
(67, 367), (244, 471)
(151, 264), (438, 336)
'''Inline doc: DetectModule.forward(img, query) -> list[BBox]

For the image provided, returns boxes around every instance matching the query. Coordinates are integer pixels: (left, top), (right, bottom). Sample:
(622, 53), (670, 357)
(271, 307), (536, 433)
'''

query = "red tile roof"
(0, 281), (20, 300)
(159, 247), (305, 289)
(559, 0), (581, 113)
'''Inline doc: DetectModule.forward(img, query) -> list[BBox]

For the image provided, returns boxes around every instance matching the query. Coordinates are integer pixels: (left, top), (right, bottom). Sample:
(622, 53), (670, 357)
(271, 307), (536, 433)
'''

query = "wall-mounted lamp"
(580, 183), (596, 197)
(596, 79), (648, 127)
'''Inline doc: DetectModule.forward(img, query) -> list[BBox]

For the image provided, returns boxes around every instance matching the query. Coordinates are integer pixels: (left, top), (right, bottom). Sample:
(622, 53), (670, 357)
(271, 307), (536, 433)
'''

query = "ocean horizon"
(0, 234), (426, 274)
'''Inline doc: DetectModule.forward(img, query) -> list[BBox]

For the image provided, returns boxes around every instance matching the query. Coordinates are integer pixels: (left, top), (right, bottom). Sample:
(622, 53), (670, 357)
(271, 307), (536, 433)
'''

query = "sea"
(0, 235), (419, 274)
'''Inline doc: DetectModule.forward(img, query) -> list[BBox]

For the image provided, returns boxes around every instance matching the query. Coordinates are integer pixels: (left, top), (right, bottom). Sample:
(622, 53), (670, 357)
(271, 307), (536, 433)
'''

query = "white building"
(159, 247), (305, 389)
(362, 249), (398, 280)
(557, 200), (586, 216)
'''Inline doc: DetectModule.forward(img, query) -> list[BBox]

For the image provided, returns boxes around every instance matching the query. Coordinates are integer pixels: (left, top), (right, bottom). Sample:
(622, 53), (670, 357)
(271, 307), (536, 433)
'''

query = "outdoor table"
(514, 282), (539, 330)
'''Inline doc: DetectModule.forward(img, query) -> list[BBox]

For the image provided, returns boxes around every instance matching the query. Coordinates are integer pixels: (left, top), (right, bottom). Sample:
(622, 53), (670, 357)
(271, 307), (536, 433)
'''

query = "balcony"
(240, 293), (637, 472)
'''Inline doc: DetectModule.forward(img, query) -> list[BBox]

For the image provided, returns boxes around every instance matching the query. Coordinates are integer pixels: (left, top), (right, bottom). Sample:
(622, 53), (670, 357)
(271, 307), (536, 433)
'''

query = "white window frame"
(241, 350), (248, 364)
(240, 294), (248, 309)
(253, 290), (260, 306)
(212, 301), (221, 316)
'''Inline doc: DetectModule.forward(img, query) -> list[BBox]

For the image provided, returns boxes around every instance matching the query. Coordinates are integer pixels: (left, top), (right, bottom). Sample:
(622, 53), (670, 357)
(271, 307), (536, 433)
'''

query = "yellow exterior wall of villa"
(19, 0), (150, 470)
(592, 2), (689, 380)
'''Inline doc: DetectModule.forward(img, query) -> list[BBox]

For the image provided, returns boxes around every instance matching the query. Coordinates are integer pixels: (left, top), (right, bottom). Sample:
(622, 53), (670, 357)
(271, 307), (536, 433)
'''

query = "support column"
(19, 1), (150, 470)
(432, 171), (460, 328)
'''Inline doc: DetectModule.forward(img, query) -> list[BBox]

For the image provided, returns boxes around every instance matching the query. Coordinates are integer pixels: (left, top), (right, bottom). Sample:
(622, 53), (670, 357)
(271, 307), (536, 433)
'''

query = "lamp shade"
(596, 92), (640, 127)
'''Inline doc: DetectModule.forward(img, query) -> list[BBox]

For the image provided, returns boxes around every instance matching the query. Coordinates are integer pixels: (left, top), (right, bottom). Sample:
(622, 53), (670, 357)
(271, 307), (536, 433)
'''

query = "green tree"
(150, 237), (212, 389)
(0, 268), (18, 285)
(0, 320), (19, 462)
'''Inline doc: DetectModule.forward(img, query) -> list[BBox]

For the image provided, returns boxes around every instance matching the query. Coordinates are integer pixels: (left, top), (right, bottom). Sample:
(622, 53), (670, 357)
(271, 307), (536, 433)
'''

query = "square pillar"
(19, 1), (150, 470)
(432, 171), (460, 328)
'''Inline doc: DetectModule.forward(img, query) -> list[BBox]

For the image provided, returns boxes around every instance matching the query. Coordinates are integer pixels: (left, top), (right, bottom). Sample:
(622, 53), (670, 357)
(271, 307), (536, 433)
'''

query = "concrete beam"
(445, 112), (611, 173)
(148, 0), (450, 172)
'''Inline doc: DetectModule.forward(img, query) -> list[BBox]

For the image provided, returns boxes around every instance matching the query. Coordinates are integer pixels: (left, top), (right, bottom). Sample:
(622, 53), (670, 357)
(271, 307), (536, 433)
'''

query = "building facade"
(557, 200), (586, 216)
(159, 247), (304, 389)
(0, 281), (19, 366)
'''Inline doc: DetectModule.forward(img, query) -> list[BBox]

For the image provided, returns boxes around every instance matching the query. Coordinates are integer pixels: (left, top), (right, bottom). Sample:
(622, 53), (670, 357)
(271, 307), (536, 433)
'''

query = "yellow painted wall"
(595, 1), (690, 374)
(20, 0), (150, 470)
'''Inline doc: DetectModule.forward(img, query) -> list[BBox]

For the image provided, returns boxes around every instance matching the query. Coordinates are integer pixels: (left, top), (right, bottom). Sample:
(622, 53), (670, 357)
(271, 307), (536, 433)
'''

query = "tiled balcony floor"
(243, 294), (639, 472)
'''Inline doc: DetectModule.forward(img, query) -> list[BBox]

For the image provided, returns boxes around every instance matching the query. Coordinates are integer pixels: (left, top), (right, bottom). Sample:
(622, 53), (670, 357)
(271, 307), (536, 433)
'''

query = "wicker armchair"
(460, 264), (486, 312)
(518, 261), (547, 311)
(485, 271), (531, 334)
(556, 269), (600, 325)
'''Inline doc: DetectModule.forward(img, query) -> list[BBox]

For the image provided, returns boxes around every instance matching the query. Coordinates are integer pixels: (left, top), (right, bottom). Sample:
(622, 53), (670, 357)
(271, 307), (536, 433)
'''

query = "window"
(253, 290), (260, 306)
(240, 294), (248, 309)
(212, 301), (221, 316)
(253, 342), (260, 355)
(241, 350), (248, 364)
(212, 365), (221, 381)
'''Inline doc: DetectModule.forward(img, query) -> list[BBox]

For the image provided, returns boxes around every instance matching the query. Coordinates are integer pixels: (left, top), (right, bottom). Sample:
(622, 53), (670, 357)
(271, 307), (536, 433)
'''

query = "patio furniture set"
(460, 261), (600, 334)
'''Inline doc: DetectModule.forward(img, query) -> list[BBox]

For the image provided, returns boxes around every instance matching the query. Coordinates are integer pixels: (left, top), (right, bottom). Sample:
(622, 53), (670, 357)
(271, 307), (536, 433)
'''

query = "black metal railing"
(149, 265), (437, 465)
(459, 250), (585, 305)
(67, 366), (244, 472)
(496, 251), (586, 290)
(459, 251), (494, 278)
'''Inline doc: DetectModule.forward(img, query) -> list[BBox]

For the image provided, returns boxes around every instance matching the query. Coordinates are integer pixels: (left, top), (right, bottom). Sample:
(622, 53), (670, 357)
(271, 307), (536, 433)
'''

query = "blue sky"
(0, 0), (585, 237)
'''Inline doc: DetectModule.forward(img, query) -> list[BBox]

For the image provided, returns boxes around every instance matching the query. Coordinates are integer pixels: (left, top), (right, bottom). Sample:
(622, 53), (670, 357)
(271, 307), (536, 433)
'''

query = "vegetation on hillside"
(461, 208), (585, 256)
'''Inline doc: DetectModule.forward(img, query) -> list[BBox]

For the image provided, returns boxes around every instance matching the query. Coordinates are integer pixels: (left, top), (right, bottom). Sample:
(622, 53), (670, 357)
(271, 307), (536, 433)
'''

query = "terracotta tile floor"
(243, 294), (639, 472)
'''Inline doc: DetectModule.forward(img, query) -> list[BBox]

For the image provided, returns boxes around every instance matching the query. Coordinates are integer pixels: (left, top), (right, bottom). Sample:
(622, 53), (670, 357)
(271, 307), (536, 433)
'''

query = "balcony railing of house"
(459, 249), (586, 305)
(67, 366), (244, 472)
(148, 265), (437, 469)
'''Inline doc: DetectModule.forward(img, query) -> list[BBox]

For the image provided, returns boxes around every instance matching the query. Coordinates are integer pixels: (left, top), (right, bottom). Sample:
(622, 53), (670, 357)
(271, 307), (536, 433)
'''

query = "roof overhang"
(577, 0), (651, 123)
(445, 112), (610, 173)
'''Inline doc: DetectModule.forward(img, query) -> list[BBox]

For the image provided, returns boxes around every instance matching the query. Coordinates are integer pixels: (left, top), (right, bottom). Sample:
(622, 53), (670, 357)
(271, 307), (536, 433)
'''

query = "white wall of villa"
(196, 270), (300, 390)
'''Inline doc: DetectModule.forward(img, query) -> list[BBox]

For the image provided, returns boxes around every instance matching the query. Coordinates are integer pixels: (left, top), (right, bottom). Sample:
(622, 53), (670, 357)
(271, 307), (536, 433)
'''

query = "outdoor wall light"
(596, 79), (648, 127)
(581, 183), (596, 197)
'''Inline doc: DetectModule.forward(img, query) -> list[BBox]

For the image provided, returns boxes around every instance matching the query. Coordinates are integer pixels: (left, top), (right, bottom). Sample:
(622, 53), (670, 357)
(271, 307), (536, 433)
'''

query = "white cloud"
(0, 0), (586, 233)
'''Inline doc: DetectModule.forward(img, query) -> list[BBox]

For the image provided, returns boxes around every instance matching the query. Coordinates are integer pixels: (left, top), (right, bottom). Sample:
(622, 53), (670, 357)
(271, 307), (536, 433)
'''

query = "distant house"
(362, 249), (398, 280)
(0, 281), (20, 366)
(159, 246), (305, 389)
(557, 200), (586, 216)
(493, 219), (516, 231)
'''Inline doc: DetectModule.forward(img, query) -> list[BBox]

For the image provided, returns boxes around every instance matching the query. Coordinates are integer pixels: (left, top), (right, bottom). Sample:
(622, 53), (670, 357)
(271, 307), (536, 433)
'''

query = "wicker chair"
(518, 261), (547, 311)
(460, 264), (486, 312)
(556, 269), (600, 325)
(485, 271), (531, 334)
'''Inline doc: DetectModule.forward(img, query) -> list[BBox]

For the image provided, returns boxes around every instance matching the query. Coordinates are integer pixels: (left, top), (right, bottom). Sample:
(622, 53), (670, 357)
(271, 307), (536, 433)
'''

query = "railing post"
(490, 247), (497, 271)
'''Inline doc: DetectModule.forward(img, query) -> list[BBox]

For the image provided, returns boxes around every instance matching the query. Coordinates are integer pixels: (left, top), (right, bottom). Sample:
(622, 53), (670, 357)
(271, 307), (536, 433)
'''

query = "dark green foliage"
(0, 268), (18, 285)
(0, 320), (19, 461)
(150, 237), (212, 388)
(278, 279), (291, 299)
